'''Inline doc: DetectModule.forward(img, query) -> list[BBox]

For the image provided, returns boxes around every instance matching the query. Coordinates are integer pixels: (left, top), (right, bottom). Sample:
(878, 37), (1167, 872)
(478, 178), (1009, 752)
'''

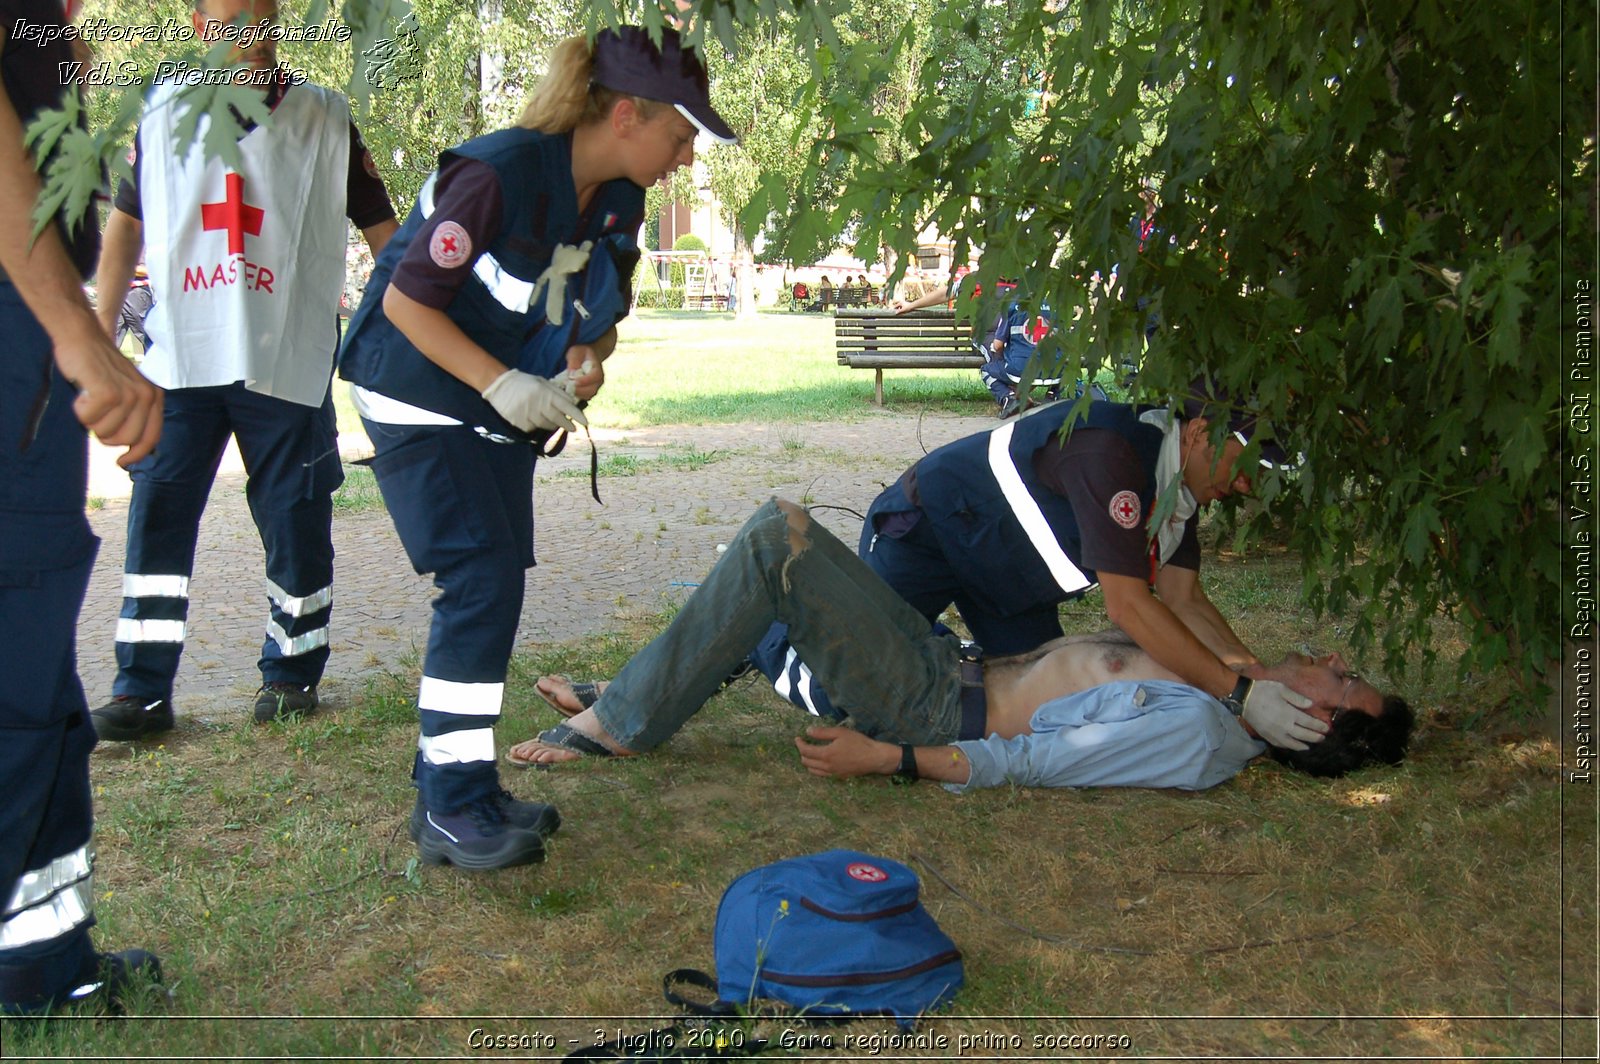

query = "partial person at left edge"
(0, 0), (166, 1015)
(90, 0), (398, 741)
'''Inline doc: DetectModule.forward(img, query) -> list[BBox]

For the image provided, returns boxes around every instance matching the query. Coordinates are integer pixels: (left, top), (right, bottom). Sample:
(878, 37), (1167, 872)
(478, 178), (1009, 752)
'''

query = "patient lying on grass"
(508, 499), (1413, 790)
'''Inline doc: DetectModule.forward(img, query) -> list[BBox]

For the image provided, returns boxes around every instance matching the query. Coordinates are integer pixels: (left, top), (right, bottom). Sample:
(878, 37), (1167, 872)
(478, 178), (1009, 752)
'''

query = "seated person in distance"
(510, 499), (1412, 791)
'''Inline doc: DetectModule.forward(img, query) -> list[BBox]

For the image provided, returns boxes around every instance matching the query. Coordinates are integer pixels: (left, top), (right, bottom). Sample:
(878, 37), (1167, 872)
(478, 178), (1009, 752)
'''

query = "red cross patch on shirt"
(1109, 490), (1141, 529)
(428, 220), (471, 269)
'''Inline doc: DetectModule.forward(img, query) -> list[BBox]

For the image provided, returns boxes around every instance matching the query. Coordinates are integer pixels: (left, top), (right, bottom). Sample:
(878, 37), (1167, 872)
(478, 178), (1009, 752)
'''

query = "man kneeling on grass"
(508, 499), (1413, 789)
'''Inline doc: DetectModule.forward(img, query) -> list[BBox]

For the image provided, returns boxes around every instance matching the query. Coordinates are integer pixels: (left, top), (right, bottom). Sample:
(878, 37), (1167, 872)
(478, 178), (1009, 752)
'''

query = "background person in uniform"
(89, 0), (397, 741)
(112, 265), (153, 353)
(338, 26), (737, 871)
(0, 0), (164, 1014)
(979, 291), (1059, 419)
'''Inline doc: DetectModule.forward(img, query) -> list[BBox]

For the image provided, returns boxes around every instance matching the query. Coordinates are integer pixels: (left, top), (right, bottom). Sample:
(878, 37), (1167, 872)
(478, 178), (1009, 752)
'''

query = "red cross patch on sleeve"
(428, 221), (471, 268)
(1109, 490), (1142, 529)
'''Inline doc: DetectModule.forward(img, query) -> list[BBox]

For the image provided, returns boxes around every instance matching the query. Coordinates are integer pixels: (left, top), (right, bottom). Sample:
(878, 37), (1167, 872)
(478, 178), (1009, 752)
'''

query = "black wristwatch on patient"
(894, 743), (919, 781)
(1220, 675), (1253, 717)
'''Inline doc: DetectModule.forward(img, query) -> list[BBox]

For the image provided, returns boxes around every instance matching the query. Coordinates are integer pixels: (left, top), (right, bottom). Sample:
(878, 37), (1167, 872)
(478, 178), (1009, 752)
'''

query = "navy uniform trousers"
(0, 284), (102, 1010)
(112, 383), (342, 702)
(361, 417), (532, 814)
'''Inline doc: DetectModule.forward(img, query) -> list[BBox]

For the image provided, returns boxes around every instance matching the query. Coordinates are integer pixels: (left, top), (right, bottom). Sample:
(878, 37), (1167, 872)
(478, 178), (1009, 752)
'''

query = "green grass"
(330, 463), (386, 513)
(551, 446), (729, 480)
(7, 552), (1586, 1059)
(592, 310), (991, 425)
(16, 326), (1585, 1059)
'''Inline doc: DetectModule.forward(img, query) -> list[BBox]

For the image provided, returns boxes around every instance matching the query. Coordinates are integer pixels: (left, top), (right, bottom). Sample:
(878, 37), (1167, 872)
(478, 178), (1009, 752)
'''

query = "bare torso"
(980, 631), (1186, 738)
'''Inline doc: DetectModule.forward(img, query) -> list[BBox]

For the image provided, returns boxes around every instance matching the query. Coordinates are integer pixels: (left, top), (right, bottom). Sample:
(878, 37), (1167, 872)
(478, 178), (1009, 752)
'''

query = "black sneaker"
(407, 789), (561, 842)
(414, 796), (546, 870)
(62, 949), (166, 1014)
(717, 658), (756, 692)
(253, 682), (317, 723)
(998, 395), (1021, 420)
(90, 696), (174, 742)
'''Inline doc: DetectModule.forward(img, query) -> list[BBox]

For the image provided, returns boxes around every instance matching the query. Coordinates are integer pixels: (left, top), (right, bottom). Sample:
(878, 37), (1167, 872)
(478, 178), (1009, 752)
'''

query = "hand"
(481, 369), (587, 434)
(53, 332), (162, 467)
(562, 344), (604, 401)
(1241, 679), (1327, 751)
(794, 725), (899, 778)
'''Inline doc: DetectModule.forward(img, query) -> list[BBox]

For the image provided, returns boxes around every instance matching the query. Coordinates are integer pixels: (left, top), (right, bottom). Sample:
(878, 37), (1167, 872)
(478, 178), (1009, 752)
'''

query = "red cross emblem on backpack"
(847, 862), (888, 883)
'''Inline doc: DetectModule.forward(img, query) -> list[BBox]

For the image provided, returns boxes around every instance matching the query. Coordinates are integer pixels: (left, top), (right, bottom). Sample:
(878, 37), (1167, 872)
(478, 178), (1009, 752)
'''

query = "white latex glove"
(556, 359), (595, 399)
(1241, 679), (1326, 751)
(481, 369), (587, 434)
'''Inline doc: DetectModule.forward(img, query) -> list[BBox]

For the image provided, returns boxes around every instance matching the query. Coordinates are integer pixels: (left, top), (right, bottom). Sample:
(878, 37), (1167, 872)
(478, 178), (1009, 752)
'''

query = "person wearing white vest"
(89, 0), (397, 741)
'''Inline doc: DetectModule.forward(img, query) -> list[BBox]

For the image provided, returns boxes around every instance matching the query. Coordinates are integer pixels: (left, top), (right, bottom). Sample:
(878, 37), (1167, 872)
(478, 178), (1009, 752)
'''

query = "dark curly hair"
(1268, 695), (1414, 778)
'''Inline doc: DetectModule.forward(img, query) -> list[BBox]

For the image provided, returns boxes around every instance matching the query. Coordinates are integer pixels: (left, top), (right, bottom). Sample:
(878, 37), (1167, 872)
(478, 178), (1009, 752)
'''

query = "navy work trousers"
(113, 383), (342, 702)
(0, 284), (100, 1010)
(362, 418), (533, 814)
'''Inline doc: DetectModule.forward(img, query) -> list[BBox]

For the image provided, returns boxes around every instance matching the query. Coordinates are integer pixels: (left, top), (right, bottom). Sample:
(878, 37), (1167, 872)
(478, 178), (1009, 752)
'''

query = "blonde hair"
(519, 34), (662, 133)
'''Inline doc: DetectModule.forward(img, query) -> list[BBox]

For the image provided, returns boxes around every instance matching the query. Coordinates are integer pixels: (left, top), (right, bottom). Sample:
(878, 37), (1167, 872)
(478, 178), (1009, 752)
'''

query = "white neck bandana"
(1140, 408), (1198, 565)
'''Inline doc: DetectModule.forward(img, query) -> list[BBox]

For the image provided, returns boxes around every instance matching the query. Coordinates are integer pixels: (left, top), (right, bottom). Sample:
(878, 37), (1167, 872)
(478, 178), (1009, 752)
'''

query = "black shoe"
(998, 395), (1021, 420)
(414, 796), (546, 870)
(90, 696), (174, 742)
(717, 658), (757, 692)
(62, 949), (166, 1014)
(408, 789), (560, 842)
(253, 682), (317, 723)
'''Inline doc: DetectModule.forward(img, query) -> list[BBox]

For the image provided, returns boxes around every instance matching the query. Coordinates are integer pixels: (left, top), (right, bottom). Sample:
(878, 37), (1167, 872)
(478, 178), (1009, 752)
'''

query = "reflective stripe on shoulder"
(417, 167), (535, 314)
(986, 421), (1093, 596)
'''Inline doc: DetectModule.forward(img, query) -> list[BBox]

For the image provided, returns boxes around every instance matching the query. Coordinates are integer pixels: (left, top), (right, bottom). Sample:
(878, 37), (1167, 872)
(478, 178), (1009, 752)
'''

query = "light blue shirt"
(947, 680), (1266, 793)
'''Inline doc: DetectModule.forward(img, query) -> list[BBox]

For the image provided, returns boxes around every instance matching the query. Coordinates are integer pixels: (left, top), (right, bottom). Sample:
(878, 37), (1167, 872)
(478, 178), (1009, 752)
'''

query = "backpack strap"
(662, 968), (738, 1017)
(661, 969), (898, 1028)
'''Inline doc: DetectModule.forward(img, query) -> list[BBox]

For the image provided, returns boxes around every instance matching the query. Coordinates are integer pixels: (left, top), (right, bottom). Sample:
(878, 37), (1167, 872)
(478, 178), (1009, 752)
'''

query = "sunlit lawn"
(333, 308), (994, 440)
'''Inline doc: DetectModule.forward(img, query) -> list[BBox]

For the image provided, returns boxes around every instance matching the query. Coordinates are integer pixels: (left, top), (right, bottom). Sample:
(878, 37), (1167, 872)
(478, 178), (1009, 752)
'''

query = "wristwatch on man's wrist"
(1220, 675), (1253, 717)
(894, 743), (920, 781)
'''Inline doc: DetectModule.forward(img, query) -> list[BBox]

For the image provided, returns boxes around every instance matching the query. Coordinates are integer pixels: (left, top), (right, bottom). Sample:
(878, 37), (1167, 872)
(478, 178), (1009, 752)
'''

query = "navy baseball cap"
(1182, 378), (1292, 469)
(592, 26), (738, 145)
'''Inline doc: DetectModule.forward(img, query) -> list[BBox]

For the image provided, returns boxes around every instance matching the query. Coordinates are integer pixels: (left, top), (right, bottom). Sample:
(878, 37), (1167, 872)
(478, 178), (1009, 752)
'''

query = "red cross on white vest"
(201, 172), (264, 256)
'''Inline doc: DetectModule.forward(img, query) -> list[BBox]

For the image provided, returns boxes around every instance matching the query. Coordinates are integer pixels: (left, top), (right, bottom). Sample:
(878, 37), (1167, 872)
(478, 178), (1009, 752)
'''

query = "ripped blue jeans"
(593, 499), (964, 750)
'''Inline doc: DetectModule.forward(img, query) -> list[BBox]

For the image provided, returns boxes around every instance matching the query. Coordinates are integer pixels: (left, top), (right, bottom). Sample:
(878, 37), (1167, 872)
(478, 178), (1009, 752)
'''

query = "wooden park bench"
(683, 286), (729, 311)
(834, 308), (980, 405)
(835, 284), (875, 308)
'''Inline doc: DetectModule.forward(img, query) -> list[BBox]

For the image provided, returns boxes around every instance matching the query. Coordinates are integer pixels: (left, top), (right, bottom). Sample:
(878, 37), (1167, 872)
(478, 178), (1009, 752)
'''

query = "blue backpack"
(667, 850), (963, 1029)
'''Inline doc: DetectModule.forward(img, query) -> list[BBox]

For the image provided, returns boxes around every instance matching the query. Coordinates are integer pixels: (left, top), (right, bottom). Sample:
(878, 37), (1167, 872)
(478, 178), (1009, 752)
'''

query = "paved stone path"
(79, 409), (995, 724)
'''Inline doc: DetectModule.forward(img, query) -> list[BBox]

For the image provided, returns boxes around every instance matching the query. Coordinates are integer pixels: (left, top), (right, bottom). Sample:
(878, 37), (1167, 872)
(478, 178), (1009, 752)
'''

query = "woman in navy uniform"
(339, 26), (736, 871)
